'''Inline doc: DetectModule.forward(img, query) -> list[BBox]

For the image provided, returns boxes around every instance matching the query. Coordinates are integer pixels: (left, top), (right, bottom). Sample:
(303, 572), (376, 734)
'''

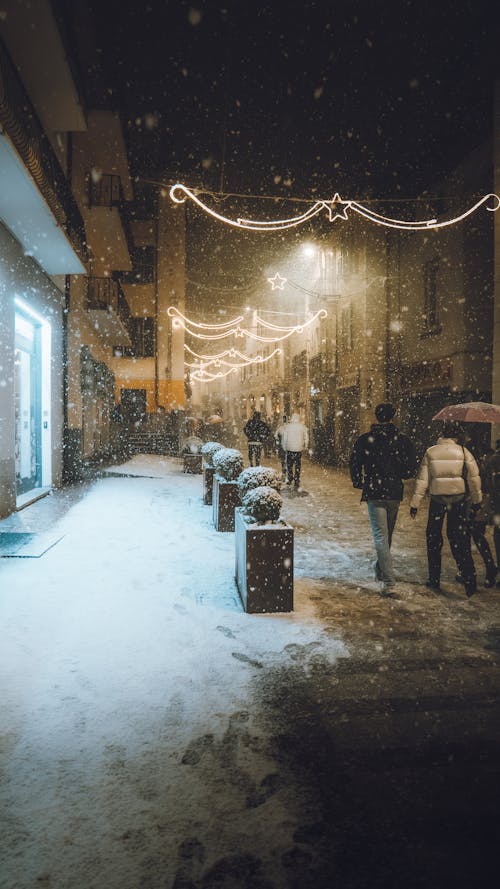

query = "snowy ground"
(1, 455), (499, 889)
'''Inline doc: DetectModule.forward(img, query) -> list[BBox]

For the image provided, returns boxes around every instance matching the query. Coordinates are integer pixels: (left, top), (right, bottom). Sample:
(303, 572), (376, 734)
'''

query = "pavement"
(1, 455), (499, 889)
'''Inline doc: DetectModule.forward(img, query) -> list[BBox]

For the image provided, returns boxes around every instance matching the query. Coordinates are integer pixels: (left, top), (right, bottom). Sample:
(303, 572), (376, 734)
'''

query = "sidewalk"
(1, 455), (499, 889)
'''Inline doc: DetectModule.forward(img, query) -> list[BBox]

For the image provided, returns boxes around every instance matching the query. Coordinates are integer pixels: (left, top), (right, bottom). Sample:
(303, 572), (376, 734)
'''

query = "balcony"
(0, 40), (87, 274)
(86, 277), (132, 346)
(85, 172), (133, 272)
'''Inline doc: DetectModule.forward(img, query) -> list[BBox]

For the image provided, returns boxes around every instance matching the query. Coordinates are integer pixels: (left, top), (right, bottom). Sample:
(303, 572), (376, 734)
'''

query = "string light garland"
(170, 183), (500, 232)
(185, 344), (282, 371)
(168, 305), (327, 343)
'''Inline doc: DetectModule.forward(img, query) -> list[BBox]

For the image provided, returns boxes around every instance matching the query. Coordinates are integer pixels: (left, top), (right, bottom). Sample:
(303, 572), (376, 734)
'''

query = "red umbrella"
(432, 402), (500, 423)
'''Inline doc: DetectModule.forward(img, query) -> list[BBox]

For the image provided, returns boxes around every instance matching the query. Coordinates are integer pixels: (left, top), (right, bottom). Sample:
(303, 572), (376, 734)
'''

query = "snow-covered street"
(1, 455), (500, 889)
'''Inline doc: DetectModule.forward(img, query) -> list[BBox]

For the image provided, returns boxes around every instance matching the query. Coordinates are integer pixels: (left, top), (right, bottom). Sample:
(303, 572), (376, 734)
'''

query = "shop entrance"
(14, 299), (51, 506)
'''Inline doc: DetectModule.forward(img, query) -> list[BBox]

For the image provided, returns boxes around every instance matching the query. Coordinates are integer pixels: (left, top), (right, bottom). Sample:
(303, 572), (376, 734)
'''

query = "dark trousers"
(470, 521), (496, 579)
(248, 443), (262, 466)
(426, 497), (476, 586)
(286, 451), (302, 486)
(277, 446), (287, 477)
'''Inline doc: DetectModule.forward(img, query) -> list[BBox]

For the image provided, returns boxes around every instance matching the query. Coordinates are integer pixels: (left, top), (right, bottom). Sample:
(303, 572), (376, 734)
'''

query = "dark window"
(423, 259), (440, 333)
(114, 317), (155, 358)
(122, 246), (155, 284)
(340, 304), (352, 351)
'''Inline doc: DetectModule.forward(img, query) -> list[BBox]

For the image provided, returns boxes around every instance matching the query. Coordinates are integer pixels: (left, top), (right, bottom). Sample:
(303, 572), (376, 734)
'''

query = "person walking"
(349, 402), (418, 596)
(282, 412), (309, 491)
(482, 438), (500, 585)
(274, 414), (288, 480)
(409, 421), (482, 597)
(243, 410), (271, 467)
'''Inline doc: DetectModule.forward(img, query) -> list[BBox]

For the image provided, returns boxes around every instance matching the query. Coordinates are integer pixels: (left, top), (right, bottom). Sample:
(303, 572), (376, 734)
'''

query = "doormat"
(0, 532), (64, 558)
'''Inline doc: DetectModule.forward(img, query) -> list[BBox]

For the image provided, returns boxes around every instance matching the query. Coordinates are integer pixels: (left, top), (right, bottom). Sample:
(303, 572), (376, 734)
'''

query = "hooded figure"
(349, 403), (417, 595)
(410, 421), (481, 597)
(282, 413), (309, 490)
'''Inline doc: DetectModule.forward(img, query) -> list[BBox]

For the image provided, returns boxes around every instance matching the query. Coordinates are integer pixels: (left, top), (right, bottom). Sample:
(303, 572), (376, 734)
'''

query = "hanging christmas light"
(168, 305), (327, 343)
(169, 183), (500, 232)
(185, 347), (282, 370)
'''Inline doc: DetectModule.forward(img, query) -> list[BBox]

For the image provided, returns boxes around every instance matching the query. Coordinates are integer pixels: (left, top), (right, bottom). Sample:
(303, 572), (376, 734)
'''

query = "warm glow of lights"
(302, 243), (316, 258)
(267, 272), (287, 290)
(167, 306), (243, 328)
(170, 183), (500, 232)
(185, 346), (282, 370)
(168, 305), (327, 343)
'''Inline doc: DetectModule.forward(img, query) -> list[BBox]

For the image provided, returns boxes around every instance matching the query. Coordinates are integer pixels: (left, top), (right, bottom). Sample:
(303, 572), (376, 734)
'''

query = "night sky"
(82, 0), (498, 292)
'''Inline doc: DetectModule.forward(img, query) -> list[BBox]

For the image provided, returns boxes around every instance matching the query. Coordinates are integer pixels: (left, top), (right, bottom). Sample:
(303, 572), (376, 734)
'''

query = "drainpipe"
(154, 207), (159, 408)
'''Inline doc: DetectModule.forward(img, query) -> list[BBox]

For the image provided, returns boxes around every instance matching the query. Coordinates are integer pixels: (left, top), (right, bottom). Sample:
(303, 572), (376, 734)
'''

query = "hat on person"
(374, 402), (396, 423)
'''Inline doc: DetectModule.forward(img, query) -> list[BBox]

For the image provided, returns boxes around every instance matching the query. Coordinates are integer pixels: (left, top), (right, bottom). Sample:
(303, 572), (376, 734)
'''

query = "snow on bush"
(200, 441), (224, 466)
(212, 447), (244, 481)
(242, 485), (283, 524)
(238, 466), (281, 499)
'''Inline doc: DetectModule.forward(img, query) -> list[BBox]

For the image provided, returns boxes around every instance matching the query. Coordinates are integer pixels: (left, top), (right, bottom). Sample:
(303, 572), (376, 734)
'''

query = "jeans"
(248, 443), (262, 466)
(286, 451), (302, 487)
(426, 497), (476, 587)
(366, 499), (400, 586)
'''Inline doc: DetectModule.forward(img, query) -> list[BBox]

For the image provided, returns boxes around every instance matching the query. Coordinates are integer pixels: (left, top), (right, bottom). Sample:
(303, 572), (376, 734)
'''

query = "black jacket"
(349, 423), (418, 501)
(243, 416), (271, 443)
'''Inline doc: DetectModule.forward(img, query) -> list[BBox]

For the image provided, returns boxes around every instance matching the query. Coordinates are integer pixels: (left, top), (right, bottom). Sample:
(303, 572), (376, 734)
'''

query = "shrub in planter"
(200, 441), (222, 505)
(212, 447), (244, 481)
(241, 485), (283, 524)
(212, 447), (244, 531)
(237, 466), (281, 500)
(201, 441), (224, 466)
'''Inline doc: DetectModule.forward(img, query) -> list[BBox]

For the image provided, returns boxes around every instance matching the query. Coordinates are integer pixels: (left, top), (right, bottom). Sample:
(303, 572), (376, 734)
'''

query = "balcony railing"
(0, 41), (87, 263)
(88, 173), (123, 208)
(86, 276), (132, 333)
(88, 172), (134, 256)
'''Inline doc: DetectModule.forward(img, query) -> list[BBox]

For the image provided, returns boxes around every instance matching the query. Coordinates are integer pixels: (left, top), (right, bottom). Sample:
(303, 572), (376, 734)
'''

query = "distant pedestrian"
(282, 413), (309, 491)
(274, 414), (288, 480)
(410, 421), (482, 597)
(482, 438), (500, 586)
(349, 403), (418, 596)
(243, 410), (271, 466)
(457, 436), (496, 588)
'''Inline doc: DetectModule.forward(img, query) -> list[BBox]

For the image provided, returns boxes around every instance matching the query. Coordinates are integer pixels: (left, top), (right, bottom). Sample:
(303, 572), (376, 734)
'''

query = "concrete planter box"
(203, 466), (215, 505)
(183, 454), (203, 474)
(212, 475), (240, 531)
(234, 507), (294, 613)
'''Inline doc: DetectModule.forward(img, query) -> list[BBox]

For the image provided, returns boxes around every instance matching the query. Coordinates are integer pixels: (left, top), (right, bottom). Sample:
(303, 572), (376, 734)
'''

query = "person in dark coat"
(349, 403), (418, 595)
(243, 410), (271, 466)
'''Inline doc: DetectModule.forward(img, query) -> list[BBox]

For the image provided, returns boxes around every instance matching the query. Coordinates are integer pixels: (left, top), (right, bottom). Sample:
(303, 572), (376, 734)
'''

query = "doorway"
(14, 298), (51, 506)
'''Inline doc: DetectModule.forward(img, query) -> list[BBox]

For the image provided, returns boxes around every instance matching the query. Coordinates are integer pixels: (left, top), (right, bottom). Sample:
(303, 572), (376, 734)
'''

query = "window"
(122, 246), (155, 284)
(423, 259), (441, 334)
(114, 317), (155, 358)
(340, 304), (352, 351)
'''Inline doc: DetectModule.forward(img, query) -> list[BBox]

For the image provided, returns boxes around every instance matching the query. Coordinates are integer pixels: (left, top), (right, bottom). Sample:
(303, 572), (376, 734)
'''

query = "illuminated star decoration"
(322, 192), (350, 221)
(169, 184), (500, 232)
(267, 273), (287, 290)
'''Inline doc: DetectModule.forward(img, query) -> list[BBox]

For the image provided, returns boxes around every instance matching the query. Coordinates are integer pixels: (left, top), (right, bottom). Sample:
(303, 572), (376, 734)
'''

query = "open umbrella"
(432, 402), (500, 424)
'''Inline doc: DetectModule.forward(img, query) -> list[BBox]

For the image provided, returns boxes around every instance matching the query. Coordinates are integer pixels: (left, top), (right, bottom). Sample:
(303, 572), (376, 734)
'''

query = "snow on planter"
(235, 508), (293, 613)
(241, 485), (283, 524)
(212, 447), (244, 481)
(200, 441), (224, 466)
(212, 448), (244, 531)
(237, 466), (281, 500)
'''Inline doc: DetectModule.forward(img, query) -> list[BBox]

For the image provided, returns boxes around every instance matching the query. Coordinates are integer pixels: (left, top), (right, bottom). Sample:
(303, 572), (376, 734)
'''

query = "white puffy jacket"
(282, 414), (309, 452)
(410, 438), (482, 508)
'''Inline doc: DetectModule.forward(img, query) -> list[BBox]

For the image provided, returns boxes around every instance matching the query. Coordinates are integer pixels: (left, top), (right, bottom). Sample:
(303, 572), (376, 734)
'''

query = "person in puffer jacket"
(410, 421), (482, 597)
(350, 402), (418, 595)
(282, 413), (309, 491)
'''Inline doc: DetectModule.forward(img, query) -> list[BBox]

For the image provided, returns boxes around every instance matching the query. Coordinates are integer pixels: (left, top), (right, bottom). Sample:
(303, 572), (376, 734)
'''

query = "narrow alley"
(1, 456), (499, 889)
